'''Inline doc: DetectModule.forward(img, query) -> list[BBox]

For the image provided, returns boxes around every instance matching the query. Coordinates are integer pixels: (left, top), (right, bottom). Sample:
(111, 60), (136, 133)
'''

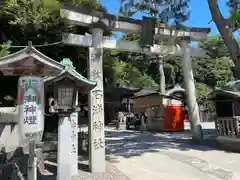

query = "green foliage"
(105, 49), (158, 88)
(0, 0), (158, 89)
(191, 36), (237, 104)
(118, 33), (180, 87)
(119, 0), (190, 23)
(112, 59), (158, 87)
(198, 36), (229, 58)
(4, 0), (61, 31)
(0, 41), (11, 57)
(195, 82), (212, 103)
(196, 36), (236, 88)
(0, 0), (239, 96)
(227, 0), (240, 31)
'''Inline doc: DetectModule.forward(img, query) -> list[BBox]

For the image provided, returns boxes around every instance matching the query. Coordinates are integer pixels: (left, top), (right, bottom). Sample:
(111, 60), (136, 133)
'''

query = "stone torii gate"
(60, 4), (210, 173)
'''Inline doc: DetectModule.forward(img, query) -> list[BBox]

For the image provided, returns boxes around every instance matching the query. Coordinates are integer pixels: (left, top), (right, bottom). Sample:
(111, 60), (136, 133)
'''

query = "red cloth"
(164, 105), (184, 130)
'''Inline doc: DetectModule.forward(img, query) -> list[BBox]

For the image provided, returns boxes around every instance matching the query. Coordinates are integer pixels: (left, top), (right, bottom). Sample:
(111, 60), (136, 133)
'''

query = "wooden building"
(208, 80), (240, 137)
(131, 85), (185, 131)
(104, 84), (140, 124)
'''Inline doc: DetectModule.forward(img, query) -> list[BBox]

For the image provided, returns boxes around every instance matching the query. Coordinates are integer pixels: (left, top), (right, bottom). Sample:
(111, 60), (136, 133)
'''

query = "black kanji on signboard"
(24, 116), (37, 125)
(24, 105), (36, 114)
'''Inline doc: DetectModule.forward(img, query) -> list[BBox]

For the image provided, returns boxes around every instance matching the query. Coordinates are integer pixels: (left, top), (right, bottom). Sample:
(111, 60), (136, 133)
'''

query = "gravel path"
(73, 161), (130, 180)
(42, 156), (130, 180)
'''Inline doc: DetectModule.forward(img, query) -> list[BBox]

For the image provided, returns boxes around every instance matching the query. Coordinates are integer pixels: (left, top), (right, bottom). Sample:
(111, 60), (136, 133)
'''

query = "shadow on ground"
(39, 150), (93, 180)
(39, 124), (218, 178)
(105, 128), (218, 159)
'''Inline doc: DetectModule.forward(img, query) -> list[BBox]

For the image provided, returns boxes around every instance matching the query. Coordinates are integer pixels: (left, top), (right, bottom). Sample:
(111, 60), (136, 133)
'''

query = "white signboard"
(18, 76), (45, 144)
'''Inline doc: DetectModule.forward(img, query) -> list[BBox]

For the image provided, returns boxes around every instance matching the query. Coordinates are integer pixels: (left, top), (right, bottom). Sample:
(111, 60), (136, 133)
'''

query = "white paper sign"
(18, 76), (45, 143)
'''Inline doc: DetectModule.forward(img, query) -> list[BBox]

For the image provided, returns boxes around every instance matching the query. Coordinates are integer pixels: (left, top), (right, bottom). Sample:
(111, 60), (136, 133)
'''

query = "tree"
(119, 0), (240, 69)
(228, 0), (240, 31)
(0, 0), (101, 81)
(108, 49), (158, 88)
(117, 33), (178, 88)
(208, 0), (240, 68)
(197, 36), (238, 87)
(119, 0), (190, 24)
(195, 36), (234, 87)
(119, 0), (190, 93)
(0, 0), (157, 89)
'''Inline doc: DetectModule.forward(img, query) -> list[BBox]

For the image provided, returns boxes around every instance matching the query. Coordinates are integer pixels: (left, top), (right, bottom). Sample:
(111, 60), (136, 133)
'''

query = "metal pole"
(28, 140), (37, 180)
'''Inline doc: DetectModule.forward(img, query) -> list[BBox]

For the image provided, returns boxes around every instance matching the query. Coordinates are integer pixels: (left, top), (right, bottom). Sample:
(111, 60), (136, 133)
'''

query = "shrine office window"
(215, 101), (233, 117)
(232, 101), (240, 116)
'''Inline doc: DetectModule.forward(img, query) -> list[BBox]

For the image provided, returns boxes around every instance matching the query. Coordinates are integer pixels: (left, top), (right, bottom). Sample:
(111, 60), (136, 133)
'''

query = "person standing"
(140, 112), (147, 132)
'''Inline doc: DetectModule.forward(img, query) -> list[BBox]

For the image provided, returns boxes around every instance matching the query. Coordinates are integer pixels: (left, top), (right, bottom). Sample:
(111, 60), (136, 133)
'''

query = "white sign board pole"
(17, 76), (45, 180)
(18, 76), (45, 144)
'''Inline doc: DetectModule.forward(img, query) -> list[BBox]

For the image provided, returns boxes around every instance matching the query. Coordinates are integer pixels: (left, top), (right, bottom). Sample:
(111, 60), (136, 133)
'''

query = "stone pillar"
(180, 39), (203, 142)
(158, 57), (165, 130)
(158, 57), (165, 94)
(57, 116), (72, 180)
(88, 25), (105, 173)
(70, 91), (79, 176)
(117, 111), (127, 130)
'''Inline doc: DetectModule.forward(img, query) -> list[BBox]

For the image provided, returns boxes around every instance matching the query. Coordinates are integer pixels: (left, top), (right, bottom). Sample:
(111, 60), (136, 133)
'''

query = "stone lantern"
(0, 42), (65, 180)
(44, 58), (96, 179)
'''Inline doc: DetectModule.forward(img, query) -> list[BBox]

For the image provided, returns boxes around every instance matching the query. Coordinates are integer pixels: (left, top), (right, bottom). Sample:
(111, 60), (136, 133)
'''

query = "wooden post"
(180, 39), (203, 142)
(28, 140), (37, 180)
(88, 26), (105, 173)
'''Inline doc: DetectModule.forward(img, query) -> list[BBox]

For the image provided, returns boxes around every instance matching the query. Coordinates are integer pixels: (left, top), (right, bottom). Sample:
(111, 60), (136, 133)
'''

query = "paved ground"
(42, 121), (240, 180)
(105, 122), (240, 180)
(42, 160), (130, 180)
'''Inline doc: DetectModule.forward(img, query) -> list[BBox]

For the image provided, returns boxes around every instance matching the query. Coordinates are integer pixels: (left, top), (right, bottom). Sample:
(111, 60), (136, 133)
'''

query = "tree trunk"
(208, 0), (240, 67)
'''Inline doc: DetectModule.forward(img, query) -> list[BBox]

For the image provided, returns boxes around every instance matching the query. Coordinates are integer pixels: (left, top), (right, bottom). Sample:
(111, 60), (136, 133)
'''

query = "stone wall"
(0, 107), (19, 153)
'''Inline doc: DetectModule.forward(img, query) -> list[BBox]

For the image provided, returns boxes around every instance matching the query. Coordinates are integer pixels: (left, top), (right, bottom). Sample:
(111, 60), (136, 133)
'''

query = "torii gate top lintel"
(61, 4), (210, 57)
(61, 3), (210, 41)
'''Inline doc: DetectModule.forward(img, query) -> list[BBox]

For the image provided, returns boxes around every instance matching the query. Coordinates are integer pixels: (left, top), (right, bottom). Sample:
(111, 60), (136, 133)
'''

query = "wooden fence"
(215, 117), (240, 137)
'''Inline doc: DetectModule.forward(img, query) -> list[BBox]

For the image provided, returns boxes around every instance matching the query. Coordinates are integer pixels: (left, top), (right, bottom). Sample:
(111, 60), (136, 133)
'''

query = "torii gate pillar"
(88, 23), (106, 173)
(180, 39), (203, 142)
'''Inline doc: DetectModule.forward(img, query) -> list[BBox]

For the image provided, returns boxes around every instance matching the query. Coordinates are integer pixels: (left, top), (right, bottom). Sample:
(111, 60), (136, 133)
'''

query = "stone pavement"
(40, 122), (239, 180)
(105, 127), (240, 180)
(41, 160), (130, 180)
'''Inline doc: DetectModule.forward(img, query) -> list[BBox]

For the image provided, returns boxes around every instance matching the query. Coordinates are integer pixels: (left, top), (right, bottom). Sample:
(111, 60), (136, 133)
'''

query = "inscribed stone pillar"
(57, 116), (72, 180)
(70, 91), (79, 176)
(180, 39), (203, 142)
(88, 26), (105, 173)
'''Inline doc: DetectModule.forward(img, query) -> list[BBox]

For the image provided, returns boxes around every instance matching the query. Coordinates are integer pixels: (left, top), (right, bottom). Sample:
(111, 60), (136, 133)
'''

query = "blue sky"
(100, 0), (239, 39)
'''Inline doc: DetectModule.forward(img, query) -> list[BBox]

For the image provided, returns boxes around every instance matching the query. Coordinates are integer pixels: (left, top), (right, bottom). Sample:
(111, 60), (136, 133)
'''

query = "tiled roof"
(208, 80), (240, 100)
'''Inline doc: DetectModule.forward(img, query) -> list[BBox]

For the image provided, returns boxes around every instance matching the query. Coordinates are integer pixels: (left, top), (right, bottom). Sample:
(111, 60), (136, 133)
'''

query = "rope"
(0, 41), (62, 48)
